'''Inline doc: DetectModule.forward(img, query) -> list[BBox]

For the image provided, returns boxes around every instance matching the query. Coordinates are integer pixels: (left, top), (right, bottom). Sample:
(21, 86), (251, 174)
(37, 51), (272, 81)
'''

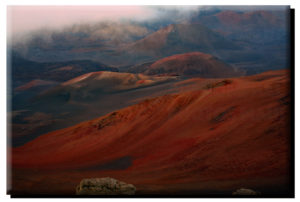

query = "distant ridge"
(144, 52), (243, 77)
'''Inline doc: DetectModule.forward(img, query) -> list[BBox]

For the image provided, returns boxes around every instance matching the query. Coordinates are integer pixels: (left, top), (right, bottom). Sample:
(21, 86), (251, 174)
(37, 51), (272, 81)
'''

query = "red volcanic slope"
(61, 71), (174, 91)
(145, 52), (243, 77)
(126, 24), (174, 53)
(124, 23), (236, 58)
(15, 79), (57, 91)
(39, 71), (176, 100)
(11, 70), (291, 194)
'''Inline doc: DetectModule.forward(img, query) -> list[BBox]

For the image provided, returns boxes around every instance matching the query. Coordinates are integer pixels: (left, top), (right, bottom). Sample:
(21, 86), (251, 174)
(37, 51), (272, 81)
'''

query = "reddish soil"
(126, 24), (174, 53)
(60, 71), (175, 91)
(15, 79), (57, 91)
(10, 70), (291, 195)
(145, 52), (243, 77)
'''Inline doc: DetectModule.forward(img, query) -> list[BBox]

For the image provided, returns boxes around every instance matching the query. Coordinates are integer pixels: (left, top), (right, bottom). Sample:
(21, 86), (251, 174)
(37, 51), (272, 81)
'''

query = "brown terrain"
(10, 71), (178, 146)
(126, 24), (174, 54)
(14, 79), (58, 91)
(122, 23), (237, 60)
(59, 71), (175, 92)
(144, 52), (243, 77)
(10, 69), (291, 195)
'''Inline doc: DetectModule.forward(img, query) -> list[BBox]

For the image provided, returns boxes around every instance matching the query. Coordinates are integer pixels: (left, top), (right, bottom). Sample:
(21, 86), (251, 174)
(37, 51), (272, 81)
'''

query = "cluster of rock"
(232, 188), (259, 196)
(76, 177), (136, 195)
(76, 178), (261, 196)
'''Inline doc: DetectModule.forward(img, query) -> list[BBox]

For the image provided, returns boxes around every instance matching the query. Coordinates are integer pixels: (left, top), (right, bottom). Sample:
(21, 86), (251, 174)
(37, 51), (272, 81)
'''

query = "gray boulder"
(76, 177), (136, 195)
(232, 188), (259, 196)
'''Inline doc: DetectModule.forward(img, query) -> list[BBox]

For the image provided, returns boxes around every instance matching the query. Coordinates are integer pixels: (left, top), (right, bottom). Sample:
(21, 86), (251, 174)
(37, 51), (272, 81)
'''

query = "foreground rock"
(232, 188), (259, 196)
(76, 177), (136, 195)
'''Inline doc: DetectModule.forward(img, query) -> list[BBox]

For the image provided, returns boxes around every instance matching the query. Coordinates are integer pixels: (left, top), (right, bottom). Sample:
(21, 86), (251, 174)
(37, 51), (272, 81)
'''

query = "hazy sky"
(7, 5), (288, 36)
(7, 6), (157, 34)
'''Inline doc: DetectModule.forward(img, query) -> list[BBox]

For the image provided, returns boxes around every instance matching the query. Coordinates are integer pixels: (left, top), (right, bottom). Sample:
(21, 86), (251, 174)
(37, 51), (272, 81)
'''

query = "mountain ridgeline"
(143, 52), (243, 77)
(10, 9), (290, 74)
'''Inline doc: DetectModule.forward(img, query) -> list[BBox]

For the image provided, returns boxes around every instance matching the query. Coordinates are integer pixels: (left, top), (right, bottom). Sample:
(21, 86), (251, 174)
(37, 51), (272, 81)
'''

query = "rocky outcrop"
(232, 188), (259, 196)
(76, 177), (136, 195)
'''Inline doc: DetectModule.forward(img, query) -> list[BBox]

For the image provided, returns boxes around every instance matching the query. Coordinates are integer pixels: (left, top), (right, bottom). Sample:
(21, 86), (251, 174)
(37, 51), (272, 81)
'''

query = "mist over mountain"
(9, 6), (290, 75)
(191, 10), (289, 43)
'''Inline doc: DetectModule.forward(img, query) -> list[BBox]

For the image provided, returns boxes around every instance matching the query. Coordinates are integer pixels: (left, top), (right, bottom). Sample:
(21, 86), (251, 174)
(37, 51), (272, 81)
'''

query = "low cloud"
(8, 5), (288, 35)
(7, 5), (288, 45)
(7, 6), (154, 36)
